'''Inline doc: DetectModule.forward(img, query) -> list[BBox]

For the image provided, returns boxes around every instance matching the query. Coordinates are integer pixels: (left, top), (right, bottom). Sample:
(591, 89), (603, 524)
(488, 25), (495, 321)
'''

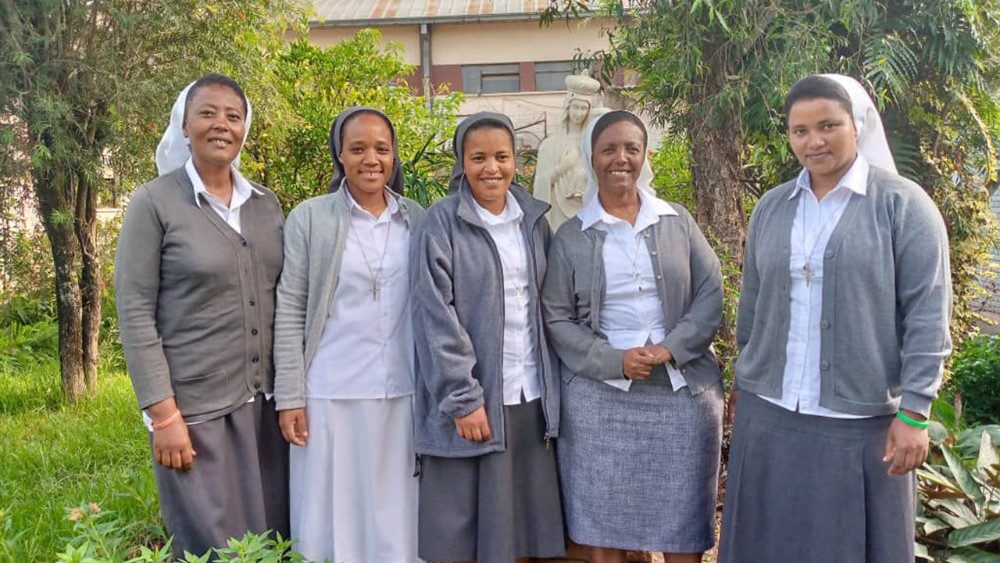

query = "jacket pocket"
(172, 369), (232, 416)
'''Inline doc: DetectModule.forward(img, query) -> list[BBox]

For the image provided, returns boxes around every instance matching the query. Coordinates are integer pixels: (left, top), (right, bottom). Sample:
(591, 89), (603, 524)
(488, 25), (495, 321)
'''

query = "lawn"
(0, 359), (163, 561)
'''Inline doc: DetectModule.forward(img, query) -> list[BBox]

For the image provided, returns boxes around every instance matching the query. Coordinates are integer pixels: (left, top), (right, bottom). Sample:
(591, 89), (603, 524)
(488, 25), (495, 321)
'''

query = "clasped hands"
(622, 344), (672, 380)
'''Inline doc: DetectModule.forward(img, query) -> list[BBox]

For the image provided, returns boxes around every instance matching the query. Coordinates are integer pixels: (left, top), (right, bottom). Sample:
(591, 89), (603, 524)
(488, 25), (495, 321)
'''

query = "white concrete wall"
(430, 19), (609, 65)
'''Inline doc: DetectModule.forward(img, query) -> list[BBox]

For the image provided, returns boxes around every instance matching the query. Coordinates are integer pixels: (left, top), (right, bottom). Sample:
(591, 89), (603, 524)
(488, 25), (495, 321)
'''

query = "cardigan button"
(249, 300), (256, 306)
(821, 320), (830, 329)
(251, 328), (258, 335)
(251, 356), (260, 364)
(824, 250), (834, 259)
(820, 361), (830, 370)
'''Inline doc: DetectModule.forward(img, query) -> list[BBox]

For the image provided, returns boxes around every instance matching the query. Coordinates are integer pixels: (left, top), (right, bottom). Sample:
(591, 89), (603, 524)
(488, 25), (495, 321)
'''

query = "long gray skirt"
(718, 392), (915, 563)
(151, 396), (289, 558)
(418, 399), (565, 563)
(558, 368), (724, 552)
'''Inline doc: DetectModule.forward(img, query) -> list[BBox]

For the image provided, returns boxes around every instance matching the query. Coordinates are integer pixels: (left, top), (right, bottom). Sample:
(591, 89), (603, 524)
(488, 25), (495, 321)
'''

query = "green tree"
(242, 30), (463, 212)
(0, 1), (302, 401)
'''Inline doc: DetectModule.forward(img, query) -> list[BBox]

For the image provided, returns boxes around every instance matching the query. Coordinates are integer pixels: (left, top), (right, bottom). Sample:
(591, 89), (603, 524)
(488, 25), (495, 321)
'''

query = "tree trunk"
(35, 167), (86, 403)
(76, 168), (101, 390)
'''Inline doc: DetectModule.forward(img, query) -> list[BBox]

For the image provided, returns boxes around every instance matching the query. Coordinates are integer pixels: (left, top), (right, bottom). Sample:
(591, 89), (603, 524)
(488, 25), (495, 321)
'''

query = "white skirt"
(290, 396), (419, 562)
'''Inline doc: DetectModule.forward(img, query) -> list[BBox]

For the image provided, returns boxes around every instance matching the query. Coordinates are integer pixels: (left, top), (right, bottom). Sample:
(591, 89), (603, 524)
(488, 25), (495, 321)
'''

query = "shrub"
(948, 335), (1000, 426)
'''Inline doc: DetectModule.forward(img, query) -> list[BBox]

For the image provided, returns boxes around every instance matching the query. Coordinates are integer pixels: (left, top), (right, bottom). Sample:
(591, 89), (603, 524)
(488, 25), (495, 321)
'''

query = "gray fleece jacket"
(410, 182), (559, 458)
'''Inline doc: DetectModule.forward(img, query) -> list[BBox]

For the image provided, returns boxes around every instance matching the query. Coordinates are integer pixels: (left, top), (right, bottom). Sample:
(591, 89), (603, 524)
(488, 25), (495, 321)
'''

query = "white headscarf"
(154, 80), (253, 176)
(821, 74), (897, 174)
(581, 108), (657, 204)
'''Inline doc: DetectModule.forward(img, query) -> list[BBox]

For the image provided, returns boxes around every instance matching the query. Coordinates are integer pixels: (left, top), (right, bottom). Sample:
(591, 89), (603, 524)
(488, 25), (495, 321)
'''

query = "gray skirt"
(558, 367), (724, 552)
(718, 392), (915, 563)
(418, 399), (565, 563)
(152, 396), (289, 558)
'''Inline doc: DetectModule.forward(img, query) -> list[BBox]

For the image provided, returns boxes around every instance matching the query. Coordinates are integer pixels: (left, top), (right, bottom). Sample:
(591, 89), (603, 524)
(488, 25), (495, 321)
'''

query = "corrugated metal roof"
(311, 0), (562, 25)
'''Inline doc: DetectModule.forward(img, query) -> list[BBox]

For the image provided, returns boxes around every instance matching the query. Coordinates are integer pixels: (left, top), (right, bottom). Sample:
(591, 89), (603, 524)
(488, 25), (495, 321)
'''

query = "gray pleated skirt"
(558, 368), (724, 553)
(417, 399), (566, 563)
(152, 396), (289, 558)
(718, 392), (915, 563)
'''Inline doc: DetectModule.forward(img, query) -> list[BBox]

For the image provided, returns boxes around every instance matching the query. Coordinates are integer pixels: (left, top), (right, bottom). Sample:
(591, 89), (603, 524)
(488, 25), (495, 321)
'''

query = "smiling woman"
(114, 72), (288, 557)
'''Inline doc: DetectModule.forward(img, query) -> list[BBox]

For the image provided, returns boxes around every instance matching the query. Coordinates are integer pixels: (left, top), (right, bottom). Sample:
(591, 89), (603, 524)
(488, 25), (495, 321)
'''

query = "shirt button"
(252, 356), (260, 364)
(249, 300), (256, 306)
(820, 361), (830, 370)
(656, 275), (662, 280)
(650, 251), (658, 256)
(251, 328), (259, 335)
(253, 382), (261, 390)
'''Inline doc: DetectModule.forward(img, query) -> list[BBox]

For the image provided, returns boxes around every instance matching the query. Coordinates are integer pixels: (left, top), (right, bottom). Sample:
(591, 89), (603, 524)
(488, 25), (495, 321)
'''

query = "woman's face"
(463, 126), (515, 213)
(339, 113), (394, 196)
(592, 119), (645, 195)
(183, 84), (246, 169)
(567, 99), (590, 126)
(788, 97), (858, 187)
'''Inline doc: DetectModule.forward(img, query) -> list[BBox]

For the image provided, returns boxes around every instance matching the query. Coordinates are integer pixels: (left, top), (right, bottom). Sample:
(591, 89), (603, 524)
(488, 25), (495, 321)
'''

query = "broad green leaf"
(977, 431), (999, 470)
(944, 445), (987, 505)
(947, 545), (1000, 562)
(949, 519), (1000, 547)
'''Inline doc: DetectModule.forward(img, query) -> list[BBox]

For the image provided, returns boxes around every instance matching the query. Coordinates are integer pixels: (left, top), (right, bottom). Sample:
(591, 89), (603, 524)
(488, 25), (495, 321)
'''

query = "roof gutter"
(309, 10), (594, 28)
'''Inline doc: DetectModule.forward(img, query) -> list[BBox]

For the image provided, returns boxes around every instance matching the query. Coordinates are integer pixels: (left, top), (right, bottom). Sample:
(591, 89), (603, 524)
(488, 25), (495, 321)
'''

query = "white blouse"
(305, 187), (414, 400)
(760, 156), (870, 419)
(577, 189), (687, 392)
(472, 192), (541, 406)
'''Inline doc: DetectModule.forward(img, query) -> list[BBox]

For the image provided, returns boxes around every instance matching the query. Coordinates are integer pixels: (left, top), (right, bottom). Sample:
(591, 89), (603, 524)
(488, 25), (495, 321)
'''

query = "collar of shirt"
(341, 179), (401, 224)
(472, 190), (524, 226)
(578, 187), (677, 231)
(186, 158), (261, 209)
(790, 154), (870, 200)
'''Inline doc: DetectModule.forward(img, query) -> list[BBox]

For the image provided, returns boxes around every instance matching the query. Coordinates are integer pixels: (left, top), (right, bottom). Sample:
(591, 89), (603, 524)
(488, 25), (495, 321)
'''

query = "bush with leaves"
(243, 29), (463, 212)
(947, 336), (1000, 426)
(916, 425), (1000, 560)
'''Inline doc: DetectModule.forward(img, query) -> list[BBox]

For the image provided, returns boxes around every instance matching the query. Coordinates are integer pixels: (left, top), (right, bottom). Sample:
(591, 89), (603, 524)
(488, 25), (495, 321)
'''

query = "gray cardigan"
(735, 166), (952, 417)
(115, 168), (285, 422)
(272, 188), (424, 411)
(542, 204), (724, 394)
(410, 184), (560, 457)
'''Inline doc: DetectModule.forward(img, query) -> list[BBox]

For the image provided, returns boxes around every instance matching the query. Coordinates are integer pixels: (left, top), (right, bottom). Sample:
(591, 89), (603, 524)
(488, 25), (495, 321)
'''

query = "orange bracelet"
(151, 409), (183, 431)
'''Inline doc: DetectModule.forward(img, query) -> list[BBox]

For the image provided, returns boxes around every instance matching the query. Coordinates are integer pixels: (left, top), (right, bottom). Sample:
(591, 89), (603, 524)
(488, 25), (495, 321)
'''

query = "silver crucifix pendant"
(802, 264), (813, 286)
(371, 283), (379, 300)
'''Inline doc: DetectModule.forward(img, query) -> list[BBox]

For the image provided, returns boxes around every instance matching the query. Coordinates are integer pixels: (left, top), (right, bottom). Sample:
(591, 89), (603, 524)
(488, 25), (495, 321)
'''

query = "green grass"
(0, 359), (163, 561)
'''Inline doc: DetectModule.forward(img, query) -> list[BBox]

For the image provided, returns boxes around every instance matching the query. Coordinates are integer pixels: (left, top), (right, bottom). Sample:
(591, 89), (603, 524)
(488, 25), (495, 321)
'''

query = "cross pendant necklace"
(351, 219), (393, 301)
(370, 281), (379, 300)
(802, 263), (813, 286)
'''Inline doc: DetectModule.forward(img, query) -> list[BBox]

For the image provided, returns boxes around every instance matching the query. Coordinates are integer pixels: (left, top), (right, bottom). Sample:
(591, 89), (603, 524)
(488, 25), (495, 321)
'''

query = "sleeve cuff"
(449, 396), (485, 419)
(900, 392), (934, 419)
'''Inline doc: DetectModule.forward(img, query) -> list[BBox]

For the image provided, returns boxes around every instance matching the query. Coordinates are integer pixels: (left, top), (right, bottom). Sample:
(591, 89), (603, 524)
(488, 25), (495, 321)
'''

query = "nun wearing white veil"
(115, 73), (288, 557)
(542, 109), (724, 561)
(719, 74), (951, 562)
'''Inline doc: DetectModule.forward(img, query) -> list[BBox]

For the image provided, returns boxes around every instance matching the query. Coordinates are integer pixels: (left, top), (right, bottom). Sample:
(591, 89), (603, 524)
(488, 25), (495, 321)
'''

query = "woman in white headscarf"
(115, 72), (288, 557)
(542, 109), (724, 562)
(718, 74), (951, 562)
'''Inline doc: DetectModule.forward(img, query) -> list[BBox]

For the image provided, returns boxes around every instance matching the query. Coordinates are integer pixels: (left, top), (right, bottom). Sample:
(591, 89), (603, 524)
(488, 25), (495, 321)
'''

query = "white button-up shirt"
(306, 186), (415, 399)
(472, 192), (540, 406)
(578, 189), (687, 392)
(760, 156), (871, 419)
(186, 158), (261, 234)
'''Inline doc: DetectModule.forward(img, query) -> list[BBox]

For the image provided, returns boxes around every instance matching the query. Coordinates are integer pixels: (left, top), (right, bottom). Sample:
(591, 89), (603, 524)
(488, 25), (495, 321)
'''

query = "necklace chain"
(798, 192), (844, 286)
(608, 224), (644, 290)
(351, 216), (393, 300)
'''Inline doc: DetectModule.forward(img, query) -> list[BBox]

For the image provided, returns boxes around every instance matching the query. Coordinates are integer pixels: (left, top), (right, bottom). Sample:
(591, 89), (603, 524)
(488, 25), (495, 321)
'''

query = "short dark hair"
(591, 110), (648, 152)
(784, 75), (853, 120)
(183, 72), (248, 122)
(461, 118), (515, 153)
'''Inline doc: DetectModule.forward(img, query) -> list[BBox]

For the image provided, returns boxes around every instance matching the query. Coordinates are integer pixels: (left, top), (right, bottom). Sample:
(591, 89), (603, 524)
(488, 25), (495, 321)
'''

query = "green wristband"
(896, 410), (930, 429)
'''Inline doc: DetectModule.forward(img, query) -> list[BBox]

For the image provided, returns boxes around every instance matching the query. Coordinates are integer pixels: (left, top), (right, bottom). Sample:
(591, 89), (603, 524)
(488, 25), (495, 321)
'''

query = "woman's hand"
(152, 419), (196, 472)
(148, 398), (196, 471)
(279, 408), (309, 447)
(623, 348), (657, 380)
(455, 405), (492, 442)
(883, 410), (930, 475)
(642, 344), (673, 365)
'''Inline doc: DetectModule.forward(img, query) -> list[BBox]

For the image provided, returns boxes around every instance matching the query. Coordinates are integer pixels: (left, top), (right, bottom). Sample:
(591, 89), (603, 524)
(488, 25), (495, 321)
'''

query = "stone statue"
(533, 71), (602, 229)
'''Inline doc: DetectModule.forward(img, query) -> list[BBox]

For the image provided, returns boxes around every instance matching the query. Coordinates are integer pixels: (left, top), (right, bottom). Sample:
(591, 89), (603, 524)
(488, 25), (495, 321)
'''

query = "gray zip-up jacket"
(542, 204), (723, 394)
(272, 188), (424, 411)
(410, 183), (559, 457)
(735, 166), (951, 417)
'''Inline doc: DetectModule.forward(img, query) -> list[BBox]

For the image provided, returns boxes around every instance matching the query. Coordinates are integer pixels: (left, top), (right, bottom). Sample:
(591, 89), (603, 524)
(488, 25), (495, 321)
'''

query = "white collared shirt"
(472, 192), (540, 406)
(578, 189), (687, 392)
(306, 184), (414, 399)
(760, 156), (871, 418)
(185, 158), (261, 234)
